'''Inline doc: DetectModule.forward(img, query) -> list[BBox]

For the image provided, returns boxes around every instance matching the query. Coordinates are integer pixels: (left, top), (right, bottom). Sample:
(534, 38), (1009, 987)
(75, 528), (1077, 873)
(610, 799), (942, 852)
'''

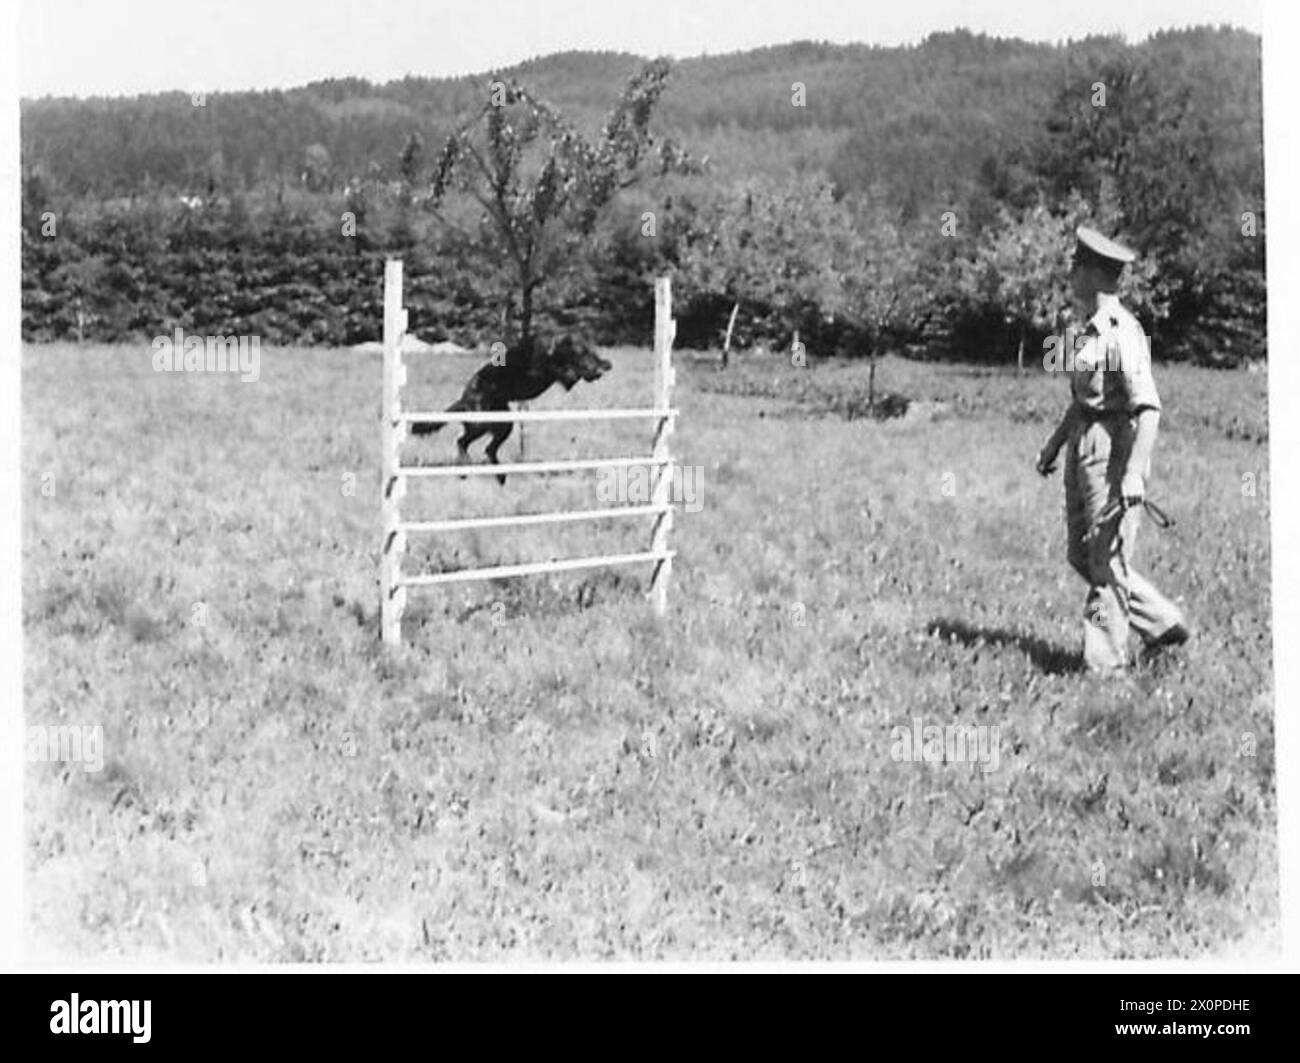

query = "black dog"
(410, 335), (612, 482)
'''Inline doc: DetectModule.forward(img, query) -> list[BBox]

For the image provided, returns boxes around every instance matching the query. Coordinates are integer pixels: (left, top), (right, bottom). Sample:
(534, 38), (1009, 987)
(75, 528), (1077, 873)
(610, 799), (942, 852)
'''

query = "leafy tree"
(1033, 32), (1262, 360)
(839, 194), (926, 407)
(958, 198), (1075, 372)
(958, 189), (1167, 371)
(302, 143), (333, 192)
(678, 178), (855, 366)
(398, 132), (425, 185)
(424, 58), (698, 347)
(50, 254), (110, 342)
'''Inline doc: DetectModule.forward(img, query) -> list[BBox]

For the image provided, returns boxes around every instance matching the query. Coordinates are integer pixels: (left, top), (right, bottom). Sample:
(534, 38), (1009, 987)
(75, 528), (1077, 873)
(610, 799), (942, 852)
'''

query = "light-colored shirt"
(1069, 294), (1161, 415)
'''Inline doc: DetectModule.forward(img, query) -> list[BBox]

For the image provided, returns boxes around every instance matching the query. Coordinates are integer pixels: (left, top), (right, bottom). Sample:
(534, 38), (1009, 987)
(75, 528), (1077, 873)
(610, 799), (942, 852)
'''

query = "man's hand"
(1036, 445), (1060, 477)
(1121, 471), (1145, 507)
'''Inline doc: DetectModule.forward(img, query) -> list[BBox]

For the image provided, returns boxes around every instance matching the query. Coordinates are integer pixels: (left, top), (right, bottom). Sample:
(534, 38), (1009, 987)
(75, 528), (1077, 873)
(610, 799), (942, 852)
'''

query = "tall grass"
(23, 343), (1274, 960)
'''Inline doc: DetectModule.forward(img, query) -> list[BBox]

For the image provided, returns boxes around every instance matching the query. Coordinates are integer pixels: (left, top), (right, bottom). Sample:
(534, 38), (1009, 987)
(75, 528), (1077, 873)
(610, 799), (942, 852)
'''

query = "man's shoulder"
(1114, 301), (1145, 331)
(1091, 298), (1137, 330)
(1098, 303), (1147, 359)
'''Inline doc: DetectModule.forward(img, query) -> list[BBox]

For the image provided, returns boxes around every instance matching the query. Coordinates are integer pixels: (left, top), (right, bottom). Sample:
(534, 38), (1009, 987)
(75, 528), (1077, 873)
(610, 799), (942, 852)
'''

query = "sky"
(18, 0), (1263, 99)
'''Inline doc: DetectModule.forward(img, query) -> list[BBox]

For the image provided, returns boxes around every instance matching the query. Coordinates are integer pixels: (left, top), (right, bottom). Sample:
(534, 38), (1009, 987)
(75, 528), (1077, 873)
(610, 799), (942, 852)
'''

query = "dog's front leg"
(456, 426), (484, 464)
(455, 427), (479, 481)
(484, 422), (514, 486)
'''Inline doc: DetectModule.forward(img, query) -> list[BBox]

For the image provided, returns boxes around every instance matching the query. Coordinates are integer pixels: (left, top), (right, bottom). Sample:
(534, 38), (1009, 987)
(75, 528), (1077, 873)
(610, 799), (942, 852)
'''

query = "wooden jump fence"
(380, 259), (678, 645)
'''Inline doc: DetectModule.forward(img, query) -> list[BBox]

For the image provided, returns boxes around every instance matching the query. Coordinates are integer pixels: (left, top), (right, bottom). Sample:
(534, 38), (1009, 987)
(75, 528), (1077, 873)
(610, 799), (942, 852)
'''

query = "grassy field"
(23, 342), (1275, 961)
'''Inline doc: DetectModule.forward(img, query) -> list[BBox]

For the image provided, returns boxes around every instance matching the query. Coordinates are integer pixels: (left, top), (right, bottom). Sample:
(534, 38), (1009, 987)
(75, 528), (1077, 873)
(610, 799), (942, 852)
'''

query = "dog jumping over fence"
(410, 335), (612, 482)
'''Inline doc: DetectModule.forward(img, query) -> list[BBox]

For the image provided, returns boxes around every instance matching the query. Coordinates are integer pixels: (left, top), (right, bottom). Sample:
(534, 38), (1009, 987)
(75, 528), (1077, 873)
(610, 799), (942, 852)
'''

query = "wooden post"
(722, 300), (738, 369)
(649, 276), (676, 616)
(381, 259), (409, 646)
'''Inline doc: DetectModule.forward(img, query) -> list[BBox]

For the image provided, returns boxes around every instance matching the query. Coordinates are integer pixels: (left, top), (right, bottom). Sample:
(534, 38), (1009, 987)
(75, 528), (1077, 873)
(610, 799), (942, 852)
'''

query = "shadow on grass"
(927, 618), (1082, 675)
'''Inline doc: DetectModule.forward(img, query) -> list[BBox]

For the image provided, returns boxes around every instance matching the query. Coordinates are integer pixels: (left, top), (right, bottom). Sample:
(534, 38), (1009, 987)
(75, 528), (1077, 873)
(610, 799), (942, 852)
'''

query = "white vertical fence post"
(380, 259), (408, 646)
(650, 275), (676, 616)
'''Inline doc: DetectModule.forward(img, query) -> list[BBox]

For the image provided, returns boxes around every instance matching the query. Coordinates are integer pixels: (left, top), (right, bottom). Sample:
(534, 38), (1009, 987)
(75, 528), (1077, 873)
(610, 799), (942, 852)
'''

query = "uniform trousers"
(1064, 414), (1186, 672)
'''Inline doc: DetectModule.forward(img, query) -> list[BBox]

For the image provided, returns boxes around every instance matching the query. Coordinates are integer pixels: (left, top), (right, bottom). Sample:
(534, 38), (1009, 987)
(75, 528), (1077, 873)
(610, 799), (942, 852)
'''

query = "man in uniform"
(1036, 226), (1190, 673)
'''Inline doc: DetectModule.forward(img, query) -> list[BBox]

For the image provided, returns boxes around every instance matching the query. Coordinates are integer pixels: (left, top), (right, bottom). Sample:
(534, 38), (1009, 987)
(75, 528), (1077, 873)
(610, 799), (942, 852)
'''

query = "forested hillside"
(20, 27), (1265, 364)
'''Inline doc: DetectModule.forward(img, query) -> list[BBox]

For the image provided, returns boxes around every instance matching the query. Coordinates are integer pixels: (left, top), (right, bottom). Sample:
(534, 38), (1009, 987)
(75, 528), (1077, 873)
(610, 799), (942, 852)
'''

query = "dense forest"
(20, 27), (1265, 364)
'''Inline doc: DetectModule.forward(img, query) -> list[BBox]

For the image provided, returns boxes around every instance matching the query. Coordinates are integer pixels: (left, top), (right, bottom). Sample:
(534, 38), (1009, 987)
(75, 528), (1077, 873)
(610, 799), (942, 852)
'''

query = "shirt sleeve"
(1117, 331), (1161, 413)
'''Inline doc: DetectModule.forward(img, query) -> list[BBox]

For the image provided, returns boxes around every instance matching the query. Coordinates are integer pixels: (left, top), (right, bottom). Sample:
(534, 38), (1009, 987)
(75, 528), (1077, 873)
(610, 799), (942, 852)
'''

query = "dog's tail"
(410, 398), (466, 436)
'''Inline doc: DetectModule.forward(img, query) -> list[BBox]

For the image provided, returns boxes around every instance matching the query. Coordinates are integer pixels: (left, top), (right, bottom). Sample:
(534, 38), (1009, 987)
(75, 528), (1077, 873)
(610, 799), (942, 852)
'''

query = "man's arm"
(1115, 319), (1162, 503)
(1122, 407), (1159, 503)
(1037, 403), (1079, 476)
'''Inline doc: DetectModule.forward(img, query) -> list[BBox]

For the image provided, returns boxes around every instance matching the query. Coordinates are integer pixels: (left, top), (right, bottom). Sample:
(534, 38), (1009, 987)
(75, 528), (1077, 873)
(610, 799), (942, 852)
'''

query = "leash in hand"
(1085, 497), (1176, 545)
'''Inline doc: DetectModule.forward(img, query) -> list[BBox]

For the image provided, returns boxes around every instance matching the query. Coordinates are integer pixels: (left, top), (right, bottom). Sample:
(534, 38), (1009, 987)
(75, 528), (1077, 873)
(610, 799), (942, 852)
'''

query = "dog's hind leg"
(413, 396), (467, 437)
(455, 424), (490, 480)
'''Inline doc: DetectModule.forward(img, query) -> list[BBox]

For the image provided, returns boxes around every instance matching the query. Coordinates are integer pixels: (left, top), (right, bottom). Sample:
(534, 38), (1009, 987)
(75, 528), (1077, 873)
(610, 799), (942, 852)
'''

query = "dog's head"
(547, 335), (612, 390)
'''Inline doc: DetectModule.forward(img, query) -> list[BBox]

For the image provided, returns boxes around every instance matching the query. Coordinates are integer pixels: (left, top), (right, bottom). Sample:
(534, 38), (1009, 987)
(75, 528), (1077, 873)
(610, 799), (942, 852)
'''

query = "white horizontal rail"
(396, 456), (669, 478)
(399, 504), (668, 534)
(399, 549), (675, 587)
(399, 408), (677, 424)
